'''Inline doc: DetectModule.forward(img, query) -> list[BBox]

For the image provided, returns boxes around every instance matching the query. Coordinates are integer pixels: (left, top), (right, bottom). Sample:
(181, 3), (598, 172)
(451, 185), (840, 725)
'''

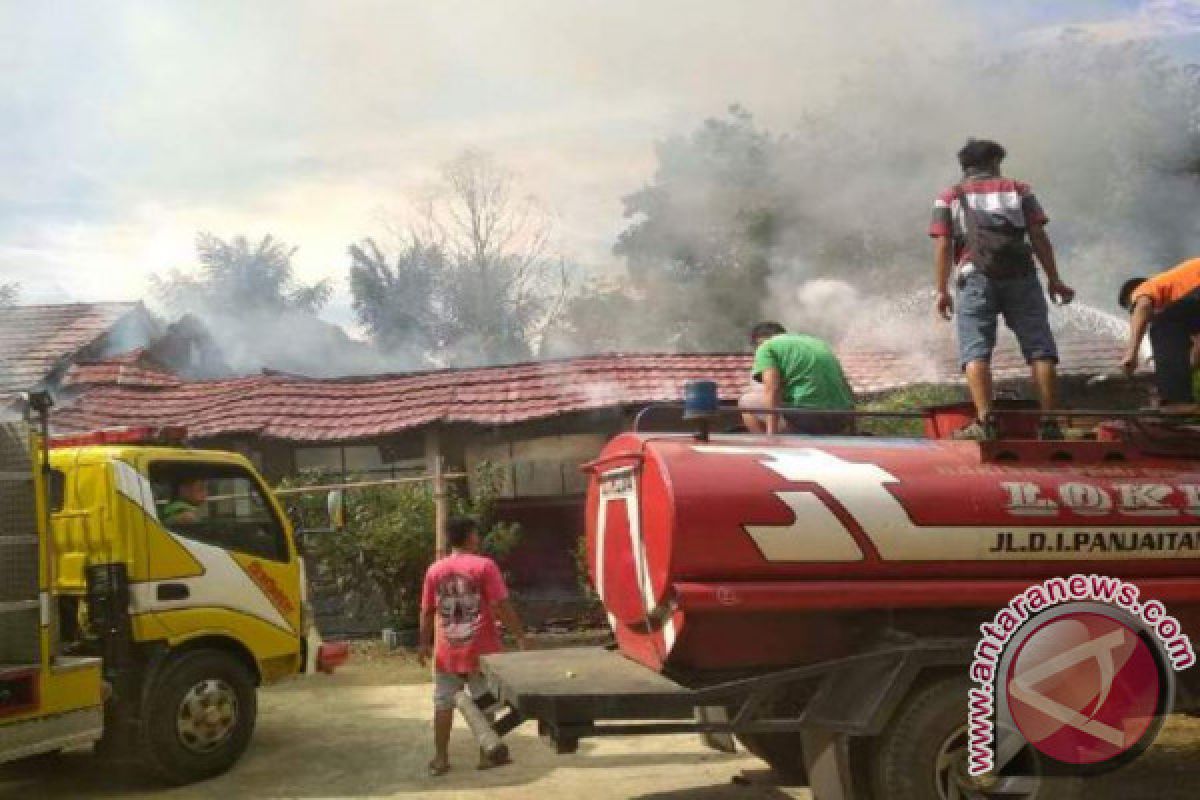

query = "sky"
(3, 0), (1200, 331)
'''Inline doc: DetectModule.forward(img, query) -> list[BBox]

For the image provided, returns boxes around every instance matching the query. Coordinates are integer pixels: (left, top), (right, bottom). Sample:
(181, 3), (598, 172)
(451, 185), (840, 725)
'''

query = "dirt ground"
(3, 649), (1200, 799)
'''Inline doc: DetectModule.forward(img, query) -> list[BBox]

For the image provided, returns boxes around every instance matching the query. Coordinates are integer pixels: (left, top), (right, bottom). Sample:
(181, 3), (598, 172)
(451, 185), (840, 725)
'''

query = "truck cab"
(1, 407), (315, 784)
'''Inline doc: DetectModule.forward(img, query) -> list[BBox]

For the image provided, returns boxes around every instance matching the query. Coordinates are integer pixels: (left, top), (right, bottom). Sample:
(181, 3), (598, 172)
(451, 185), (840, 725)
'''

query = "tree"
(152, 233), (331, 316)
(347, 237), (442, 365)
(148, 233), (377, 376)
(0, 284), (16, 307)
(285, 463), (521, 630)
(539, 277), (645, 356)
(351, 150), (568, 366)
(614, 107), (781, 350)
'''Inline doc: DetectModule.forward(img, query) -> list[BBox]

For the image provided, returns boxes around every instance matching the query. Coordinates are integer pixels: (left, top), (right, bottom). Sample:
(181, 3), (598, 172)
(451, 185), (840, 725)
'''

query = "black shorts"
(782, 411), (855, 435)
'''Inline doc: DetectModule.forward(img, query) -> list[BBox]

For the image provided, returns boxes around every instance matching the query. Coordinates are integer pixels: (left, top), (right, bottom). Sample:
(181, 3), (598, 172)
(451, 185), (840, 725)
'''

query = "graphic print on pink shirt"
(437, 572), (483, 647)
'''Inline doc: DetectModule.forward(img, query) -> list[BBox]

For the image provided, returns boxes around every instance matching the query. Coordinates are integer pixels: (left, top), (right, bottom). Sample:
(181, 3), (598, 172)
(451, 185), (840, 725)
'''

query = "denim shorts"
(955, 270), (1058, 368)
(433, 669), (487, 711)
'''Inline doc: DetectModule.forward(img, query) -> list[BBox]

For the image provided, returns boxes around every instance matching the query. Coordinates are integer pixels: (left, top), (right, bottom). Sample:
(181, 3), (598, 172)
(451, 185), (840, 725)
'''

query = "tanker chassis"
(466, 406), (1200, 800)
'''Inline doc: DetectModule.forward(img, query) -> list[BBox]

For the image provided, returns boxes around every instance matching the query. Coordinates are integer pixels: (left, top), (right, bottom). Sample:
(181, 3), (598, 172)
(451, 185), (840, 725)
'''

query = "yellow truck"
(0, 394), (343, 784)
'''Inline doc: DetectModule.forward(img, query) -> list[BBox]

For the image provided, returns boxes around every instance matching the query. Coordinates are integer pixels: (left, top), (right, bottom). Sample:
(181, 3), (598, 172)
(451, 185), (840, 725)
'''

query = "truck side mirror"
(327, 489), (345, 531)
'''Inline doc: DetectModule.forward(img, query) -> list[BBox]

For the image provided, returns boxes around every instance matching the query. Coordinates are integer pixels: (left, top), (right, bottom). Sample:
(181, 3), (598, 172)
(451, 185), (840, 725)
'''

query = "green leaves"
(291, 462), (521, 630)
(349, 150), (568, 367)
(153, 233), (331, 316)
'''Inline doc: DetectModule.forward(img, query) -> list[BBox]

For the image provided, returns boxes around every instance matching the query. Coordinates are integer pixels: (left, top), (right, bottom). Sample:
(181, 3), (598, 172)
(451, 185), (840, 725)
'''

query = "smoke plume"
(153, 7), (1200, 375)
(604, 20), (1200, 361)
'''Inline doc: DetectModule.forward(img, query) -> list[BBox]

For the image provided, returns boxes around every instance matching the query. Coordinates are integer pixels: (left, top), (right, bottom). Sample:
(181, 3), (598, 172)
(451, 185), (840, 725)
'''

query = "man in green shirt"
(739, 321), (855, 435)
(161, 478), (208, 526)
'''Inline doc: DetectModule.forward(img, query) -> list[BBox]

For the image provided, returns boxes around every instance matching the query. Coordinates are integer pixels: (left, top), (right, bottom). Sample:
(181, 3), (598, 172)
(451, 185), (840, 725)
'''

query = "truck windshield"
(147, 462), (288, 562)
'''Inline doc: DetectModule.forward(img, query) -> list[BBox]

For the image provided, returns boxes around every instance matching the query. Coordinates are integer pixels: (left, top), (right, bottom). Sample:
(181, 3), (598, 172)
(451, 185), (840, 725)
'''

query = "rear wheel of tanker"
(872, 675), (1081, 800)
(140, 649), (257, 785)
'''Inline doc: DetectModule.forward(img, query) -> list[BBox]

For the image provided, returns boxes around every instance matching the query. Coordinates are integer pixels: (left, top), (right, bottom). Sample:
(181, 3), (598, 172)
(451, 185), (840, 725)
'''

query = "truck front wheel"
(140, 649), (257, 785)
(872, 675), (1080, 800)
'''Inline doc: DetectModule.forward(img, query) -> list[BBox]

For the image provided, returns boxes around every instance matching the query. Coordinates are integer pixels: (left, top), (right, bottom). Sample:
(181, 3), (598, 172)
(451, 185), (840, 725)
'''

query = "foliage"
(571, 530), (601, 607)
(350, 150), (569, 366)
(540, 277), (644, 355)
(0, 283), (16, 307)
(348, 237), (443, 364)
(857, 383), (966, 436)
(147, 232), (384, 376)
(612, 106), (780, 350)
(152, 233), (331, 315)
(282, 462), (522, 630)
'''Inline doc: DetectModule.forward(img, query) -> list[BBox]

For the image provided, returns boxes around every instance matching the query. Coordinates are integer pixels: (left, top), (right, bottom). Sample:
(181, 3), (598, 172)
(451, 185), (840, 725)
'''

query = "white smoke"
(687, 23), (1200, 376)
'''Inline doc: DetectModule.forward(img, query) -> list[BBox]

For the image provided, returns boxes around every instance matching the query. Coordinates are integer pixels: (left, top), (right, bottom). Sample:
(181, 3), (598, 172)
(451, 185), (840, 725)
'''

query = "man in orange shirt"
(1119, 258), (1200, 407)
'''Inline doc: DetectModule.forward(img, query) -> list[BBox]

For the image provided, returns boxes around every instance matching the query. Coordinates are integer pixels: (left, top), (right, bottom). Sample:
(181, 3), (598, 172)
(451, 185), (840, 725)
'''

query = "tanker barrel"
(455, 690), (510, 762)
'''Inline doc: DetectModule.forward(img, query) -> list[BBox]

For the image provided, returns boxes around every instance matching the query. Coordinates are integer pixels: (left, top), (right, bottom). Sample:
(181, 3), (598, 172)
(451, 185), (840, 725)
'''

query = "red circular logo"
(1005, 611), (1162, 766)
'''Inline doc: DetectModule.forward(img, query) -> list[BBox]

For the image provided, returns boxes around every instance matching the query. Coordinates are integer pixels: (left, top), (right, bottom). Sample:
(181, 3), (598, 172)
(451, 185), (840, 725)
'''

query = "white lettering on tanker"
(1000, 480), (1196, 517)
(694, 446), (1200, 561)
(1001, 482), (1059, 516)
(743, 491), (864, 562)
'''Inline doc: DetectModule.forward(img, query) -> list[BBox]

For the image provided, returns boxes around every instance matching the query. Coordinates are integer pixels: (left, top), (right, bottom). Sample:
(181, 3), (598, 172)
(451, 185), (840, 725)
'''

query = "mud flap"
(800, 726), (857, 800)
(695, 706), (736, 753)
(803, 649), (921, 735)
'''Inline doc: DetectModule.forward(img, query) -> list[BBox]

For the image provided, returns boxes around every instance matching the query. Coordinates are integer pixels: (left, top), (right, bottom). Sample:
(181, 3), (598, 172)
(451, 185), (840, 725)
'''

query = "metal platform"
(480, 647), (698, 722)
(474, 641), (974, 799)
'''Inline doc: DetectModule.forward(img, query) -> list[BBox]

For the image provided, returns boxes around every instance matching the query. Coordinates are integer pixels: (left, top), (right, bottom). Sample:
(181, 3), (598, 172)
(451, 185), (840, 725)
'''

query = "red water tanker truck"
(469, 404), (1200, 800)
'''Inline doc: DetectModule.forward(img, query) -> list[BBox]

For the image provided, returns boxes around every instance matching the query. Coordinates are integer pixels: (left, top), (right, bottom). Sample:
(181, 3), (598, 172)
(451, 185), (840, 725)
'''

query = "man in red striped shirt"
(930, 139), (1075, 440)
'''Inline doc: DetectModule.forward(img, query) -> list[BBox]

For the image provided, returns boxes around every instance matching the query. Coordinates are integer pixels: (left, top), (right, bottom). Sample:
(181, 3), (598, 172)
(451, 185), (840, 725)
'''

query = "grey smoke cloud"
(757, 35), (1200, 351)
(2, 1), (1198, 378)
(0, 0), (1016, 306)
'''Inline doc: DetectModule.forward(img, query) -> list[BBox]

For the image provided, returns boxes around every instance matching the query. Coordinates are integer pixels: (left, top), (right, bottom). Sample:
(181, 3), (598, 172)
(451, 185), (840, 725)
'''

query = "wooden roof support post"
(426, 425), (448, 558)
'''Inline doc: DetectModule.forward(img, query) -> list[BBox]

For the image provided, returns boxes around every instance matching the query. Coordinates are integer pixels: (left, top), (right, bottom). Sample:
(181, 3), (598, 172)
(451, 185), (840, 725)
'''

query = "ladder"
(0, 420), (41, 670)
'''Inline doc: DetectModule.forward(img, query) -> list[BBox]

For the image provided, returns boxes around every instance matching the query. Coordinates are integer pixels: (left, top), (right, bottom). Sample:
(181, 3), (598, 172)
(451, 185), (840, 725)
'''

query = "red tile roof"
(49, 299), (1138, 442)
(62, 349), (183, 390)
(52, 354), (753, 440)
(0, 302), (143, 393)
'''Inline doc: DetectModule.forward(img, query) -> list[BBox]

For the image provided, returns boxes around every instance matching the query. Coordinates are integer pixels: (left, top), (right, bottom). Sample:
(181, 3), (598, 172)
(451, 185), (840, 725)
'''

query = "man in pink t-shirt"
(418, 516), (526, 776)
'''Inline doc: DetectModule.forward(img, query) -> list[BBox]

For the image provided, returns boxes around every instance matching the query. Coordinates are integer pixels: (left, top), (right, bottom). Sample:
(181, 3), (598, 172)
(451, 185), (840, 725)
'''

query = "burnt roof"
(51, 319), (1137, 442)
(0, 302), (146, 395)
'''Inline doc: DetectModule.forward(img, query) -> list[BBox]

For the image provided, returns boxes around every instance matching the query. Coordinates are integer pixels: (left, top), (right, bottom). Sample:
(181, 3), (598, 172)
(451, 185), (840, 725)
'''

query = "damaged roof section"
(0, 303), (230, 407)
(50, 324), (1138, 442)
(52, 353), (753, 440)
(0, 302), (152, 395)
(62, 349), (183, 390)
(32, 290), (1141, 442)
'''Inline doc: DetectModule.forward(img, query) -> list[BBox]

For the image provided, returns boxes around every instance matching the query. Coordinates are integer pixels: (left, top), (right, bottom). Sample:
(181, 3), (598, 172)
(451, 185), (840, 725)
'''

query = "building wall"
(198, 386), (1163, 634)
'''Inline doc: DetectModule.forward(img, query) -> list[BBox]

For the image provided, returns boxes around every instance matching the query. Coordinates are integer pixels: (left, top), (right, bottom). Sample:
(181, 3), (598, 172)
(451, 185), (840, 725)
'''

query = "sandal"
(477, 745), (512, 770)
(428, 759), (450, 777)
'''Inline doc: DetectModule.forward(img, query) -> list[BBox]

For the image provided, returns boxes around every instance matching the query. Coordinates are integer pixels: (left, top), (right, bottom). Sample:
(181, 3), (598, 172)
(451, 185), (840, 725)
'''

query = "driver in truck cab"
(161, 477), (208, 526)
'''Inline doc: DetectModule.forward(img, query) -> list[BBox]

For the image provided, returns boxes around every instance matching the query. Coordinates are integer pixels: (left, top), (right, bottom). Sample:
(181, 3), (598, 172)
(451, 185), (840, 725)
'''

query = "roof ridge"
(0, 301), (141, 311)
